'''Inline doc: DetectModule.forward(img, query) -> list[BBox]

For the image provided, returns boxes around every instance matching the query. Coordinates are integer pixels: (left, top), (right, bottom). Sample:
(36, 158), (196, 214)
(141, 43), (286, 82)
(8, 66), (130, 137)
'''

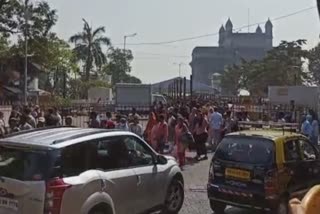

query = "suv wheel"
(89, 204), (112, 214)
(209, 200), (226, 214)
(161, 179), (184, 214)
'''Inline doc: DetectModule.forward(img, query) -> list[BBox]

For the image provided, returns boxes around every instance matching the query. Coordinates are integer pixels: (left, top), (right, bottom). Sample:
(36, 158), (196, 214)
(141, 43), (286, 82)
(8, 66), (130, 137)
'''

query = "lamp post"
(123, 33), (137, 51)
(24, 0), (30, 104)
(173, 62), (186, 77)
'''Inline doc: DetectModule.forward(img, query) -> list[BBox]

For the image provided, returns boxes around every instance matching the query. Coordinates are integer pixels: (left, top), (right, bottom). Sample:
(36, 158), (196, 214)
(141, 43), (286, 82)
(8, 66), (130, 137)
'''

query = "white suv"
(0, 127), (184, 214)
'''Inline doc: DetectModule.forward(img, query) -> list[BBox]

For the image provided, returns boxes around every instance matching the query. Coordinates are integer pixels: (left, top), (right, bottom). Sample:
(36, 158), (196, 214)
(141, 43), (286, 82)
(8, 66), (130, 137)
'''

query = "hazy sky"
(50, 0), (320, 83)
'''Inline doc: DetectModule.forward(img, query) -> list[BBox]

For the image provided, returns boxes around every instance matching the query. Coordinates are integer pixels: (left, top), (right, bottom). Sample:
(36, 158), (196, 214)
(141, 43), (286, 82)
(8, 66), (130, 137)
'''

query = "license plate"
(0, 197), (18, 211)
(225, 168), (250, 181)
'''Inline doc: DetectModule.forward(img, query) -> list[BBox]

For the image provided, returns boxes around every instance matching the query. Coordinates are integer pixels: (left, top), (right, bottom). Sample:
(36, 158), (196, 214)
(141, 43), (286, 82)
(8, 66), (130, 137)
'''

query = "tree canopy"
(0, 0), (142, 100)
(221, 40), (311, 96)
(70, 19), (111, 81)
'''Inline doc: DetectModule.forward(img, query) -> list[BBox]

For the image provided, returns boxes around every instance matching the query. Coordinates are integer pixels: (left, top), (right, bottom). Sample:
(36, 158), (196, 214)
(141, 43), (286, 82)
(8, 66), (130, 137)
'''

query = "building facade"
(190, 18), (273, 87)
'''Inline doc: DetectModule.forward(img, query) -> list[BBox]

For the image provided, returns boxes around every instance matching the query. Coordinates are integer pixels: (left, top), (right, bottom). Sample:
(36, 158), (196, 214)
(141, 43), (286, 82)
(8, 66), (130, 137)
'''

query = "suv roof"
(0, 127), (132, 149)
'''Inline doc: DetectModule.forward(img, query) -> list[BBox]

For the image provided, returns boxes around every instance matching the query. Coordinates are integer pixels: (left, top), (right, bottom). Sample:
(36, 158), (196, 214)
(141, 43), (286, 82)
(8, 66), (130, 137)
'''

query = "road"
(180, 153), (258, 214)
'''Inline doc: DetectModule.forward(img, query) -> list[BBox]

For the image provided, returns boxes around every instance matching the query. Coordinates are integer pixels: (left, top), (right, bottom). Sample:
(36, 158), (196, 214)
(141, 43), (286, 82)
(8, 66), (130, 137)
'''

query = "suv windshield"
(0, 145), (55, 181)
(215, 136), (275, 164)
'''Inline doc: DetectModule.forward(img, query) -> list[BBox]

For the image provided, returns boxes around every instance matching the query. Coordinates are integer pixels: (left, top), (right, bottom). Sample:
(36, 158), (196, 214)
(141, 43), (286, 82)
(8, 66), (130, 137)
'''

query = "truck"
(268, 86), (320, 119)
(115, 83), (166, 114)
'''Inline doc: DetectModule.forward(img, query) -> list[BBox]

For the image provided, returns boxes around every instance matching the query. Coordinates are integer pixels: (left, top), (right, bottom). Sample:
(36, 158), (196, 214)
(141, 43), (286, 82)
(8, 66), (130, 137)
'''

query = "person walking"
(301, 115), (313, 140)
(143, 110), (157, 145)
(20, 115), (33, 131)
(116, 117), (129, 131)
(88, 112), (100, 128)
(194, 110), (208, 161)
(0, 111), (6, 137)
(309, 110), (319, 146)
(210, 106), (223, 149)
(175, 115), (187, 169)
(153, 114), (168, 154)
(129, 116), (143, 137)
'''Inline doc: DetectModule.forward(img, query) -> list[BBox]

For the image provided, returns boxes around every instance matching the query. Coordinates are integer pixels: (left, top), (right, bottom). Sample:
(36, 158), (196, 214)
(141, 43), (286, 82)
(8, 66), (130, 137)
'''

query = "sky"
(49, 0), (320, 84)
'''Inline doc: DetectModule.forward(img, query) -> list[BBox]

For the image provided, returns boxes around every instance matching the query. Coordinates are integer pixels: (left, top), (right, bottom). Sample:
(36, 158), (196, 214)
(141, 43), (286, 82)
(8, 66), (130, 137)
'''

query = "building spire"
(256, 25), (262, 33)
(226, 18), (233, 33)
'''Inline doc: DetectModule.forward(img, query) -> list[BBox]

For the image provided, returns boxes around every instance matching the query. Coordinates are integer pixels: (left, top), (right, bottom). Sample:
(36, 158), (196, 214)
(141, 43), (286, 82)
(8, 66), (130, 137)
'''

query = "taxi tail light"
(44, 177), (72, 214)
(264, 170), (279, 196)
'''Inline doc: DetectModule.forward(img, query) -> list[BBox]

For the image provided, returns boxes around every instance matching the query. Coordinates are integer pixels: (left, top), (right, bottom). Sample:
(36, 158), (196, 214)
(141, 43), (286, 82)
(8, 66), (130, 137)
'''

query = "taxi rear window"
(215, 136), (275, 165)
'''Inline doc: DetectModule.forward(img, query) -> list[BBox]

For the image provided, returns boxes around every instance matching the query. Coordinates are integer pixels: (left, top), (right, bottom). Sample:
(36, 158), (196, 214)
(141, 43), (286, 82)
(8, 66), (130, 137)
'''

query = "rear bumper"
(207, 183), (279, 211)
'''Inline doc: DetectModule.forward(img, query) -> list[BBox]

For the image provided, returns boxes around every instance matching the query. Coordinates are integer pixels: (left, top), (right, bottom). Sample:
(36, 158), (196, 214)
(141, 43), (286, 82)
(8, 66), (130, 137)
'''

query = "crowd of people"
(1, 101), (319, 169)
(87, 102), (241, 169)
(0, 105), (68, 137)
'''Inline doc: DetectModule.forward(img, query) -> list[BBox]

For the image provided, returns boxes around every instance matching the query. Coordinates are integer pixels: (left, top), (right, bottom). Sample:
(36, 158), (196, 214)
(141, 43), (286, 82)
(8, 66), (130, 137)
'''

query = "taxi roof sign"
(238, 121), (299, 134)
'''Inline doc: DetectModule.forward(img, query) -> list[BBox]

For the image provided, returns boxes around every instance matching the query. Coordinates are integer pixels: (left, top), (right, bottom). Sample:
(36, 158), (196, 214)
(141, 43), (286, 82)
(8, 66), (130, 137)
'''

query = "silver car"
(0, 127), (184, 214)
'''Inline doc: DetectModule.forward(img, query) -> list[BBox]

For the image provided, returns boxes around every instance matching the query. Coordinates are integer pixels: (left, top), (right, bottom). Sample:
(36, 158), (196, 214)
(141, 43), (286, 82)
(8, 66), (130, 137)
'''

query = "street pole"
(123, 36), (127, 51)
(123, 33), (137, 75)
(179, 63), (181, 77)
(24, 0), (29, 105)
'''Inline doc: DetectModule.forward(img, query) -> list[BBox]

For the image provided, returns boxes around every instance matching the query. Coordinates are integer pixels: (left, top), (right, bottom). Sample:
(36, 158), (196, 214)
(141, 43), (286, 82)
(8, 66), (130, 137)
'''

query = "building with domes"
(190, 18), (273, 90)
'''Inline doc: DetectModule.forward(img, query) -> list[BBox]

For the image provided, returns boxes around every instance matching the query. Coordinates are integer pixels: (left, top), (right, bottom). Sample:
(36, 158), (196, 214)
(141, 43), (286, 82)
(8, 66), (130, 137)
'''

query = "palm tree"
(69, 19), (111, 81)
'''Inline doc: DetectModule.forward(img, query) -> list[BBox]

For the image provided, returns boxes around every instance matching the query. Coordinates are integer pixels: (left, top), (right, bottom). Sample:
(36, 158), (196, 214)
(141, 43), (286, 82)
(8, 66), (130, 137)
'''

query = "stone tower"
(265, 19), (273, 48)
(225, 18), (233, 34)
(219, 25), (225, 46)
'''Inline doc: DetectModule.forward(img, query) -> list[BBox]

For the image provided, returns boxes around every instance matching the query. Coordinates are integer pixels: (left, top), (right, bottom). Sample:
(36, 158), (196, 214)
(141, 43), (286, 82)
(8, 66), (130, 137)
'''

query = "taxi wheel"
(210, 200), (226, 214)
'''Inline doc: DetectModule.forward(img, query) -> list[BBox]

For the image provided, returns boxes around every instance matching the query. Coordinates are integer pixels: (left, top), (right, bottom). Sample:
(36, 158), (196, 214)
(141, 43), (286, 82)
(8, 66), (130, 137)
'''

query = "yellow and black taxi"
(207, 122), (320, 214)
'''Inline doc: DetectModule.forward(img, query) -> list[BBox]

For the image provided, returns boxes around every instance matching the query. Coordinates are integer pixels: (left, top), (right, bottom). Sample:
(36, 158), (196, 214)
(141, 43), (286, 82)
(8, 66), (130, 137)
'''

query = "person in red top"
(143, 110), (157, 145)
(153, 114), (168, 154)
(175, 115), (187, 168)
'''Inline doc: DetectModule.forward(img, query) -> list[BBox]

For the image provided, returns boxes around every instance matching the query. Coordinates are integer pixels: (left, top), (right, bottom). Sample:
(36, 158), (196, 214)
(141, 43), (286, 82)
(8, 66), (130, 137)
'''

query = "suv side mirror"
(156, 155), (168, 165)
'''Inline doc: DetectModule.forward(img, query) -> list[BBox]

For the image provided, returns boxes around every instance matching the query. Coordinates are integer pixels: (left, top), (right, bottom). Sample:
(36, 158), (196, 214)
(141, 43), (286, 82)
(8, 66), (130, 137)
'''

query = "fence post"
(190, 75), (193, 101)
(183, 77), (186, 102)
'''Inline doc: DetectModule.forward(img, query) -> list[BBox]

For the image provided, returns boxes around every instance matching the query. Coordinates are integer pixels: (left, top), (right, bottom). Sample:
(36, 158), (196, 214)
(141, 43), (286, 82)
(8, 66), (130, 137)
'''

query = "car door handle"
(136, 175), (141, 186)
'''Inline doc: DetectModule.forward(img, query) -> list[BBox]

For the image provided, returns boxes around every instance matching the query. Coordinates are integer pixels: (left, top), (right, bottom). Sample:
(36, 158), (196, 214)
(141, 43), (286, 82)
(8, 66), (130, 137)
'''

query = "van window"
(0, 145), (52, 181)
(215, 136), (274, 164)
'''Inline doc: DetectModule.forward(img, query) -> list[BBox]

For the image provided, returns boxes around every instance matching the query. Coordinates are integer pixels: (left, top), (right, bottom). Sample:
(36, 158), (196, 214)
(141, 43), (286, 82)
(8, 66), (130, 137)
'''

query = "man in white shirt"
(210, 107), (223, 148)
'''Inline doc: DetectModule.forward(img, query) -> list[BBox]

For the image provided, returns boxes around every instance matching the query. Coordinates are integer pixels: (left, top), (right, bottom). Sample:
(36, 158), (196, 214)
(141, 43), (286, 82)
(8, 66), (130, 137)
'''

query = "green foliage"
(68, 79), (110, 99)
(221, 40), (310, 96)
(0, 0), (143, 100)
(102, 47), (141, 85)
(0, 0), (57, 38)
(70, 19), (111, 81)
(308, 43), (320, 85)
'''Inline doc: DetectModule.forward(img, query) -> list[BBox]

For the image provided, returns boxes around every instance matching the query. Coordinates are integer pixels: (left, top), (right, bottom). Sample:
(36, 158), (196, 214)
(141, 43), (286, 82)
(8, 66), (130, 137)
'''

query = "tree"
(308, 43), (320, 85)
(70, 19), (111, 81)
(102, 47), (141, 85)
(221, 40), (309, 96)
(0, 0), (57, 38)
(220, 64), (243, 95)
(0, 0), (20, 36)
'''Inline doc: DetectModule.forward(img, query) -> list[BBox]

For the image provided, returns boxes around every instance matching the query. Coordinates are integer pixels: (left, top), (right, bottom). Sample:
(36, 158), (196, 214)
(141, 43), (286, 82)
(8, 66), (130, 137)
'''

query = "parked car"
(207, 127), (320, 214)
(0, 127), (184, 214)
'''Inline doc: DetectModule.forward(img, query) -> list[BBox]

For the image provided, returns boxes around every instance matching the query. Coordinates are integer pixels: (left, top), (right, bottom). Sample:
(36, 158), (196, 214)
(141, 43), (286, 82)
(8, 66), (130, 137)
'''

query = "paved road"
(180, 153), (258, 214)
